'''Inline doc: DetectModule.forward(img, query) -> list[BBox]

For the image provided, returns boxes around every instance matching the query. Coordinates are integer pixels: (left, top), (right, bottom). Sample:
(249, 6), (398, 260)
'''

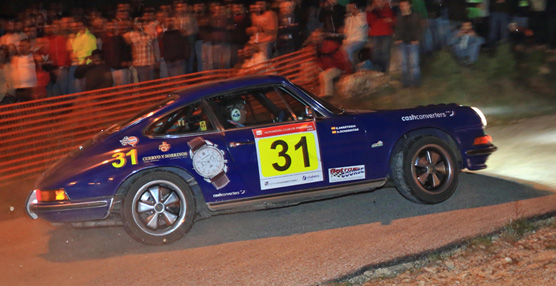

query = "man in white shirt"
(343, 2), (368, 67)
(13, 39), (37, 102)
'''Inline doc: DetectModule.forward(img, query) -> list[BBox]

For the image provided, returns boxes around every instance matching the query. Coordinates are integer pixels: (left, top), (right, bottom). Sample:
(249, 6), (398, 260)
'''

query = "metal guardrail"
(0, 48), (320, 186)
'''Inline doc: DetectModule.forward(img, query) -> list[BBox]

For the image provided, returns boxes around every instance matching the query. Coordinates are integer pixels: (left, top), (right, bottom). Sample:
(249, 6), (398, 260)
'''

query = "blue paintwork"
(27, 75), (494, 223)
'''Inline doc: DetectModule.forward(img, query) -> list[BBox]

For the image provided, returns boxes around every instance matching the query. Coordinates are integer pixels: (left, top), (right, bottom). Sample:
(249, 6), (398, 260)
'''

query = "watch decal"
(188, 137), (230, 189)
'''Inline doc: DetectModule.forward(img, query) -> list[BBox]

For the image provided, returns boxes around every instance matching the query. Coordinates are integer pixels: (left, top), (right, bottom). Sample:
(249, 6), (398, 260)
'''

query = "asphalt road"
(1, 115), (556, 286)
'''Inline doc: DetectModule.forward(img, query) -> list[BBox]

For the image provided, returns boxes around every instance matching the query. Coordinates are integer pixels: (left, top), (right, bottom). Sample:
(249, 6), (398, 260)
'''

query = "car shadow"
(41, 172), (555, 262)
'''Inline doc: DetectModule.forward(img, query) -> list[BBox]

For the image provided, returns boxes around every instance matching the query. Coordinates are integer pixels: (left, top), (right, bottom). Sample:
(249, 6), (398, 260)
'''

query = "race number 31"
(253, 122), (323, 190)
(258, 133), (318, 177)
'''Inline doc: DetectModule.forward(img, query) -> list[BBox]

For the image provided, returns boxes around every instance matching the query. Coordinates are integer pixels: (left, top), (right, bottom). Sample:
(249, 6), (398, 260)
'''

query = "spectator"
(306, 29), (351, 98)
(101, 20), (132, 86)
(193, 3), (212, 71)
(175, 1), (198, 73)
(0, 46), (14, 104)
(366, 0), (395, 72)
(230, 3), (251, 67)
(74, 49), (113, 91)
(154, 10), (169, 78)
(33, 37), (52, 99)
(450, 21), (485, 64)
(425, 0), (450, 51)
(343, 2), (368, 68)
(71, 20), (97, 66)
(248, 1), (278, 59)
(489, 0), (511, 45)
(125, 18), (155, 82)
(512, 0), (531, 28)
(239, 43), (268, 69)
(394, 0), (423, 87)
(12, 39), (38, 101)
(277, 1), (301, 56)
(44, 20), (71, 97)
(319, 0), (346, 34)
(142, 8), (163, 77)
(24, 25), (38, 51)
(161, 17), (188, 77)
(69, 19), (97, 93)
(211, 3), (232, 69)
(1, 20), (27, 47)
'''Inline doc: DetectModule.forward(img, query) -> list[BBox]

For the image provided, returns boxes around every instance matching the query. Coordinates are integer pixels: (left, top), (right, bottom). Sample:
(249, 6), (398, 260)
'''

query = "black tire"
(390, 136), (459, 204)
(121, 171), (195, 245)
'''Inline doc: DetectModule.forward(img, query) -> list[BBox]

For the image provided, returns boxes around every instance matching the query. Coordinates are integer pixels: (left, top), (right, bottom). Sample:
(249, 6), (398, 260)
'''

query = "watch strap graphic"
(188, 136), (206, 152)
(211, 171), (230, 189)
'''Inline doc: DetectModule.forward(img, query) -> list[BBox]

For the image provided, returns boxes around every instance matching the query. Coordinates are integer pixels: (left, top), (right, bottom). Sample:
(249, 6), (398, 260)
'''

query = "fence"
(0, 48), (320, 187)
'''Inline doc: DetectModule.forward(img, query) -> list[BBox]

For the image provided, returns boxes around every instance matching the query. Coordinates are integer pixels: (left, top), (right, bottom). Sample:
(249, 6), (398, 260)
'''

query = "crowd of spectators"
(0, 0), (555, 104)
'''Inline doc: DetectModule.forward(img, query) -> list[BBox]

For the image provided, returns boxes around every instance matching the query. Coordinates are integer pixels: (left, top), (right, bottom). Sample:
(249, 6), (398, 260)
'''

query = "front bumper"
(465, 144), (498, 171)
(25, 190), (114, 223)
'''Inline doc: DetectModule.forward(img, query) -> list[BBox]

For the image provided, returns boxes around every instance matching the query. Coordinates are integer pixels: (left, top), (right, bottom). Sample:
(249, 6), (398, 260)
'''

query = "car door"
(206, 85), (373, 199)
(142, 101), (250, 204)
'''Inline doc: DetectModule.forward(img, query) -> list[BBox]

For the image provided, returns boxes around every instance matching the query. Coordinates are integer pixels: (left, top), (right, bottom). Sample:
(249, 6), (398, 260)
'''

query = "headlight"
(471, 107), (487, 127)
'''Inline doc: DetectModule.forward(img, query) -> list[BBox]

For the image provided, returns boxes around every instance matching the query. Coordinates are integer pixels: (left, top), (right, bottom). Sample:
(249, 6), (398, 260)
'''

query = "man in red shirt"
(309, 30), (351, 98)
(45, 20), (71, 97)
(366, 0), (395, 73)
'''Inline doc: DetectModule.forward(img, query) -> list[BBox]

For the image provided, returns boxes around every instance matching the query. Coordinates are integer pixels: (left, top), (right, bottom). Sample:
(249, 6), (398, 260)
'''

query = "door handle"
(229, 141), (254, 148)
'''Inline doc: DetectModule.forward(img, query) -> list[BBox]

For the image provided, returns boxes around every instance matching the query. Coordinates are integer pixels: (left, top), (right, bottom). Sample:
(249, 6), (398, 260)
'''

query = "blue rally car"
(26, 76), (496, 245)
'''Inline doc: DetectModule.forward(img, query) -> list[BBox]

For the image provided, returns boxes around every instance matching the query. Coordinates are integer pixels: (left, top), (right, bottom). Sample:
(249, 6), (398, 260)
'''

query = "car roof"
(170, 75), (290, 105)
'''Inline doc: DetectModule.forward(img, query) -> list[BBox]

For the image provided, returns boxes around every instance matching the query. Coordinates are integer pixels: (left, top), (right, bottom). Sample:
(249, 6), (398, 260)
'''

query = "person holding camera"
(449, 21), (485, 65)
(74, 49), (113, 91)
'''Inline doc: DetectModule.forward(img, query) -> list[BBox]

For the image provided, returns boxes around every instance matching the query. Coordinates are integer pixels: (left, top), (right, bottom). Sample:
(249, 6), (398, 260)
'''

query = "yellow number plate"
(253, 122), (323, 190)
(258, 132), (318, 177)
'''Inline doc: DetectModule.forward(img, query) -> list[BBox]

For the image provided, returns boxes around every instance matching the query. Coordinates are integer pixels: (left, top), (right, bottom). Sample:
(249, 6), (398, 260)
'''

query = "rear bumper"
(25, 190), (113, 223)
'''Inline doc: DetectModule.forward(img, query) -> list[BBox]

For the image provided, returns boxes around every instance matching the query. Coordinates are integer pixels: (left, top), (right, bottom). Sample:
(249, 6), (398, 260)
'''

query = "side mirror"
(305, 106), (315, 120)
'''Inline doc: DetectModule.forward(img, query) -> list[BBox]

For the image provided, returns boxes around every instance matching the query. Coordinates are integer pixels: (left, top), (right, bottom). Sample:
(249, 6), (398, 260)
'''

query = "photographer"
(449, 21), (485, 65)
(74, 49), (113, 91)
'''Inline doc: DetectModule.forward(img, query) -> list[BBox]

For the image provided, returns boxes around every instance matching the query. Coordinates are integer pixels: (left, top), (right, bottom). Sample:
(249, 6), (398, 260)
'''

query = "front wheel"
(390, 136), (459, 204)
(121, 171), (195, 245)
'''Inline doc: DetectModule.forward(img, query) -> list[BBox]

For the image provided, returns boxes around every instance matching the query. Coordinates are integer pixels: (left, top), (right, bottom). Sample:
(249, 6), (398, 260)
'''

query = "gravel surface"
(333, 217), (556, 286)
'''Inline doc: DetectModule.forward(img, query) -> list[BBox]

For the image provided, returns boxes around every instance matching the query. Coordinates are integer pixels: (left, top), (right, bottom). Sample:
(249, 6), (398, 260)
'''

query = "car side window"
(274, 87), (312, 120)
(144, 102), (214, 136)
(207, 86), (303, 129)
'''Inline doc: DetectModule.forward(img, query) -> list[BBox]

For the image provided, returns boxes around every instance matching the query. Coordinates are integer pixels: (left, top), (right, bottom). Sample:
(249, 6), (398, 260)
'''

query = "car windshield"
(295, 84), (344, 115)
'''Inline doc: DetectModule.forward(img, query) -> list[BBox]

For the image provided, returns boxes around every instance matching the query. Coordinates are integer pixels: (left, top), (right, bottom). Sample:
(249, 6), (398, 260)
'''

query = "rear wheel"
(391, 136), (459, 204)
(121, 171), (195, 245)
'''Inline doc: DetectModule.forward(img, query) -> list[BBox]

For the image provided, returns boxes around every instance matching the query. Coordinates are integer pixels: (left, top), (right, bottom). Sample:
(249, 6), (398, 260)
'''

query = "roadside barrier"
(0, 48), (320, 186)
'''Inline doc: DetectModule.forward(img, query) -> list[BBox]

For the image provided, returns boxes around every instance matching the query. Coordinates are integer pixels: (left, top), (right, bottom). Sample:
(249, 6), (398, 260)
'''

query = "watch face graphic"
(188, 137), (230, 189)
(192, 146), (225, 178)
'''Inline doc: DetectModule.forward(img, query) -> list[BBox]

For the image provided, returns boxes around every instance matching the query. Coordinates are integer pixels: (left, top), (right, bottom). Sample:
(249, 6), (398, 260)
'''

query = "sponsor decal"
(331, 125), (359, 134)
(120, 136), (138, 147)
(401, 111), (455, 122)
(142, 152), (188, 163)
(372, 141), (383, 148)
(159, 142), (171, 152)
(199, 121), (207, 131)
(212, 190), (246, 198)
(328, 165), (366, 183)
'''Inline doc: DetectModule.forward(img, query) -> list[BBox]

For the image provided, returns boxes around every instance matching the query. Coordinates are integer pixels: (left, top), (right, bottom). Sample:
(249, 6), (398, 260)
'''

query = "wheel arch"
(389, 128), (462, 177)
(113, 166), (212, 220)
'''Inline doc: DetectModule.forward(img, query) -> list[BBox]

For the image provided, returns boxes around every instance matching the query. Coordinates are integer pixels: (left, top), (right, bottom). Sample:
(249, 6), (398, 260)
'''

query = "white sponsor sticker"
(328, 165), (366, 183)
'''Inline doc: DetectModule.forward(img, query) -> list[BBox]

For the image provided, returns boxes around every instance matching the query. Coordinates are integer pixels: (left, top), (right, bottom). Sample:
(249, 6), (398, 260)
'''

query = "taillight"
(36, 189), (69, 202)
